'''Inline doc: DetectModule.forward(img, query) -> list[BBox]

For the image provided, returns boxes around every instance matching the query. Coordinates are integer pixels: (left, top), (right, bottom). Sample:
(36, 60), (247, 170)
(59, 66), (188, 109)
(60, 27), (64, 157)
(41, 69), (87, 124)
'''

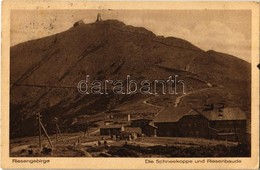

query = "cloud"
(121, 17), (251, 62)
(145, 20), (251, 62)
(191, 21), (251, 62)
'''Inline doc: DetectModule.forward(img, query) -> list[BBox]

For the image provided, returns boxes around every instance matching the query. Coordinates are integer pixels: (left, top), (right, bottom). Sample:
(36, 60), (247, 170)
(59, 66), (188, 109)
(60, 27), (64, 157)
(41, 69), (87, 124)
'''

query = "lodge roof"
(100, 124), (124, 129)
(153, 107), (247, 123)
(131, 118), (153, 121)
(148, 123), (158, 129)
(153, 107), (198, 123)
(124, 126), (142, 131)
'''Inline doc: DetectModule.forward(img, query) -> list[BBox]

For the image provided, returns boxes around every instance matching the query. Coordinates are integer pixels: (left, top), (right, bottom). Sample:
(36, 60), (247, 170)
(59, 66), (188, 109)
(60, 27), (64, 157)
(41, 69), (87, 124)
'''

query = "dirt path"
(185, 56), (197, 71)
(62, 128), (100, 143)
(81, 140), (114, 146)
(142, 97), (162, 108)
(142, 88), (213, 109)
(129, 141), (160, 147)
(134, 137), (238, 147)
(90, 129), (99, 135)
(174, 87), (212, 107)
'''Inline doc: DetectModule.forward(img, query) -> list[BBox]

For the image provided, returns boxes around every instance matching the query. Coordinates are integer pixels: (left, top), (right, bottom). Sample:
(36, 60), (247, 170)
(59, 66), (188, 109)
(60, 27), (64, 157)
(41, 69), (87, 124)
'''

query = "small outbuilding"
(100, 124), (124, 136)
(73, 20), (85, 27)
(130, 118), (157, 137)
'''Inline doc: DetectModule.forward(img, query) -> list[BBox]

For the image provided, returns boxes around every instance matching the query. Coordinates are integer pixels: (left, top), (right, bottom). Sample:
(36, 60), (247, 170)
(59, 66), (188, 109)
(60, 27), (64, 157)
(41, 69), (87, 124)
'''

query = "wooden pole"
(56, 124), (58, 143)
(36, 113), (42, 149)
(54, 117), (64, 143)
(54, 117), (58, 143)
(56, 123), (64, 142)
(40, 121), (53, 148)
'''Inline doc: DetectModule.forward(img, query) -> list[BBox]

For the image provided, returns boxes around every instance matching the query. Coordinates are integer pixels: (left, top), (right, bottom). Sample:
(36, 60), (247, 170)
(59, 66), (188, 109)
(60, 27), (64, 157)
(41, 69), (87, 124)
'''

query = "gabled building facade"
(130, 118), (157, 137)
(153, 107), (247, 142)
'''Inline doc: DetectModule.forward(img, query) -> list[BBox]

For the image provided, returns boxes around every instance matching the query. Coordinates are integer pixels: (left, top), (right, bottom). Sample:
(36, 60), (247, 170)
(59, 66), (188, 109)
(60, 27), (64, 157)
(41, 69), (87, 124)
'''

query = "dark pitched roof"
(100, 124), (124, 129)
(153, 107), (247, 123)
(148, 123), (158, 129)
(131, 118), (153, 122)
(153, 107), (198, 123)
(124, 126), (142, 132)
(201, 107), (247, 121)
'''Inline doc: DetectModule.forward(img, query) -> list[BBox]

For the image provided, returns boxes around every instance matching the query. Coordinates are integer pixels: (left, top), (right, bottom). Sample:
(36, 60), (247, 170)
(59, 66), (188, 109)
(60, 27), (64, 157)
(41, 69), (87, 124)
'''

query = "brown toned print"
(1, 1), (259, 169)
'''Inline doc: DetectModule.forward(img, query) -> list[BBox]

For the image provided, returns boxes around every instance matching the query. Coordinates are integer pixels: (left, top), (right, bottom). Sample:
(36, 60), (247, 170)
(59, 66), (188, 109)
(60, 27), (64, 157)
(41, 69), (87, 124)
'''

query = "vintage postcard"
(1, 1), (259, 169)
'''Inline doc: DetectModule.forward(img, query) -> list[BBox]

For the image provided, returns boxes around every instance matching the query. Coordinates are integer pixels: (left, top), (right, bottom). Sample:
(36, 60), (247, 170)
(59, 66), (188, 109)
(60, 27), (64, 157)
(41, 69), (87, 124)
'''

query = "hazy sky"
(11, 10), (251, 62)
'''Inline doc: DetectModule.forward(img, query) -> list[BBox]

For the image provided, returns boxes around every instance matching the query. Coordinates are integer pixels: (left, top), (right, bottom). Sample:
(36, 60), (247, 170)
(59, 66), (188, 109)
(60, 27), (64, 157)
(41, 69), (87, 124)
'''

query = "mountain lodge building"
(153, 106), (247, 142)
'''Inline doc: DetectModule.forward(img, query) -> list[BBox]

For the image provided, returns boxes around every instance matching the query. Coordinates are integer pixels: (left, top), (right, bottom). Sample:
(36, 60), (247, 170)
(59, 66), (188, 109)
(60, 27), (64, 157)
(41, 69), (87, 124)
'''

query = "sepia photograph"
(1, 1), (259, 169)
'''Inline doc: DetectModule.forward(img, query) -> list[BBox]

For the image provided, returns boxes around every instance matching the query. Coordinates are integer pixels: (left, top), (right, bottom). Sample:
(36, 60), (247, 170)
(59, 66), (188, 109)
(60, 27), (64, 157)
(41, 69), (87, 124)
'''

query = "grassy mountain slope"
(10, 20), (251, 138)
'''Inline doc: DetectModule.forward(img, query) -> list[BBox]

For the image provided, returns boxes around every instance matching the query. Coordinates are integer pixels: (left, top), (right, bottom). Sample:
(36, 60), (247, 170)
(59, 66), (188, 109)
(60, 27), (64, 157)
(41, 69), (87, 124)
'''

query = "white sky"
(11, 10), (251, 62)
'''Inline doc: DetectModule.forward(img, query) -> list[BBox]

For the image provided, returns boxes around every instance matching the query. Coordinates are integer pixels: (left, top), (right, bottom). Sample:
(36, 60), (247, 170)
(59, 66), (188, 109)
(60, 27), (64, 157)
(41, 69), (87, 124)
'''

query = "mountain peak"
(72, 19), (126, 28)
(95, 19), (126, 27)
(70, 19), (156, 38)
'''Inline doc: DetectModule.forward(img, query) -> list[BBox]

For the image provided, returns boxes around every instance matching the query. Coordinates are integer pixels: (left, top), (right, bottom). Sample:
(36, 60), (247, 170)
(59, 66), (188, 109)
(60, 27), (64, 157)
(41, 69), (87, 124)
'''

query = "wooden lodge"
(99, 105), (247, 142)
(153, 107), (247, 142)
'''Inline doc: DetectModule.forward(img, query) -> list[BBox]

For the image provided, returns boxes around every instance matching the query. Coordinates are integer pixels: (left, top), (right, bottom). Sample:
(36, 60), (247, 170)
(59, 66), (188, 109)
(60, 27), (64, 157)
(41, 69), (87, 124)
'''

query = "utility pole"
(56, 126), (58, 143)
(36, 113), (42, 149)
(54, 117), (64, 143)
(40, 121), (53, 148)
(36, 112), (53, 148)
(56, 123), (64, 142)
(54, 117), (58, 143)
